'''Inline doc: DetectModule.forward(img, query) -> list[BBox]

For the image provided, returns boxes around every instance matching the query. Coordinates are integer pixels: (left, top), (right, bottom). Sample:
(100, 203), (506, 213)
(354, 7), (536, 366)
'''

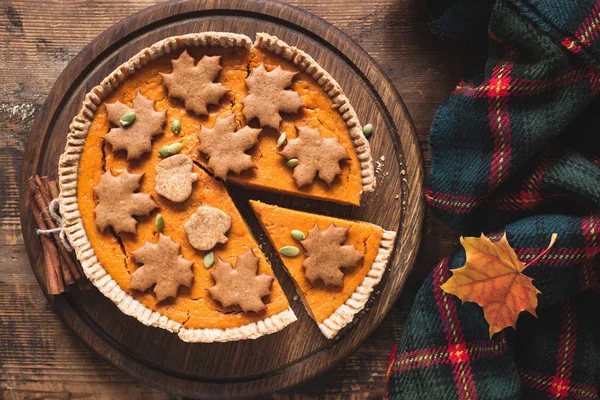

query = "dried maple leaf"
(94, 169), (157, 234)
(197, 114), (261, 179)
(300, 223), (364, 287)
(441, 233), (557, 338)
(242, 63), (304, 129)
(279, 126), (349, 188)
(105, 92), (166, 160)
(161, 51), (228, 115)
(208, 250), (273, 313)
(129, 234), (194, 302)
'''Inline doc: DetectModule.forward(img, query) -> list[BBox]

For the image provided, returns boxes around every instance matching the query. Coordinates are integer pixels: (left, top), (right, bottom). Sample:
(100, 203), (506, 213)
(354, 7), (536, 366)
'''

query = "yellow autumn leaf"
(441, 232), (557, 338)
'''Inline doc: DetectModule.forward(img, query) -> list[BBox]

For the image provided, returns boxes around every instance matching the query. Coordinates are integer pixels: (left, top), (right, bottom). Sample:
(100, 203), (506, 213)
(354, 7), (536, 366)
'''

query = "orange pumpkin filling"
(250, 200), (384, 323)
(77, 44), (363, 330)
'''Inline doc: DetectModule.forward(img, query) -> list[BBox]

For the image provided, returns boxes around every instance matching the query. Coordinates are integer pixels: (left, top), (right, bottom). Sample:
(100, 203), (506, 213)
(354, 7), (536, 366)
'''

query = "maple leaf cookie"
(242, 63), (304, 129)
(279, 126), (349, 188)
(105, 92), (166, 160)
(197, 114), (262, 179)
(161, 51), (229, 115)
(129, 234), (194, 302)
(93, 169), (157, 234)
(301, 223), (364, 287)
(208, 250), (274, 313)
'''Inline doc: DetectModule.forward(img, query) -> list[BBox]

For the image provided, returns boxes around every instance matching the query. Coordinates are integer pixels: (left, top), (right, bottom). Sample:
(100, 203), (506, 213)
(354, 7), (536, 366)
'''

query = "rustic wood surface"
(0, 0), (482, 398)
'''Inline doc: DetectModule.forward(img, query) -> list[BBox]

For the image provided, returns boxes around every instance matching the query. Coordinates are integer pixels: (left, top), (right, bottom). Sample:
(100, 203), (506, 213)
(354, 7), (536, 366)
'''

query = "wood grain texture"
(0, 0), (478, 398)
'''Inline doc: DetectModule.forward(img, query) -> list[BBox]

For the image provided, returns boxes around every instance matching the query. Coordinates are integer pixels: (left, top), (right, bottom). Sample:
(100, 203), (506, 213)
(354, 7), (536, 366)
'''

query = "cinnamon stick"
(27, 183), (64, 294)
(39, 177), (82, 280)
(30, 177), (78, 285)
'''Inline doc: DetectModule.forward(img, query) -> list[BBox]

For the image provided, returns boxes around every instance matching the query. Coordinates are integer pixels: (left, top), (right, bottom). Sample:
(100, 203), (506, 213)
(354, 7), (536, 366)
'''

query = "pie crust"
(318, 230), (395, 338)
(58, 32), (378, 342)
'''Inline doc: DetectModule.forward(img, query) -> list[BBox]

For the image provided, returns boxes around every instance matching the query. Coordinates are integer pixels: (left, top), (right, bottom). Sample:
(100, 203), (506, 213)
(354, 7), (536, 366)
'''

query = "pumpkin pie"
(58, 32), (380, 342)
(250, 200), (395, 338)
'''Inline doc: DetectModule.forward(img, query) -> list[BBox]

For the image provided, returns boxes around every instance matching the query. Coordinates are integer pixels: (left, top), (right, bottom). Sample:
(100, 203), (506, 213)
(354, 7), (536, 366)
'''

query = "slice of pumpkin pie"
(249, 200), (396, 338)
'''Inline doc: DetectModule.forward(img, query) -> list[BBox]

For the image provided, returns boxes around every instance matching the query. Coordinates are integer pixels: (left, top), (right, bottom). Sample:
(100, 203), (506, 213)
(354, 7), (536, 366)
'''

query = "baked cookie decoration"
(208, 250), (274, 313)
(278, 126), (349, 188)
(242, 63), (304, 129)
(105, 92), (166, 160)
(129, 234), (194, 302)
(154, 155), (199, 203)
(301, 223), (364, 287)
(161, 51), (228, 115)
(93, 169), (157, 234)
(185, 206), (231, 251)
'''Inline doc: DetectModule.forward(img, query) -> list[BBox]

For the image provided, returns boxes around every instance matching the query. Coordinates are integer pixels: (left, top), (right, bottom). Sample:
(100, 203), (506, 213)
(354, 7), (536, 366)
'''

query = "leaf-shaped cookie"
(161, 51), (228, 115)
(300, 223), (364, 286)
(208, 250), (273, 313)
(242, 63), (304, 129)
(197, 114), (262, 179)
(94, 169), (157, 234)
(129, 234), (194, 302)
(279, 126), (349, 187)
(105, 92), (166, 160)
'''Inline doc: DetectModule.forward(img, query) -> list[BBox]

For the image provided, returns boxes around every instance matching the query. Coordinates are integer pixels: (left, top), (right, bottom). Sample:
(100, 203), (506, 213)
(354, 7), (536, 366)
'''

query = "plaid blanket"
(386, 0), (600, 398)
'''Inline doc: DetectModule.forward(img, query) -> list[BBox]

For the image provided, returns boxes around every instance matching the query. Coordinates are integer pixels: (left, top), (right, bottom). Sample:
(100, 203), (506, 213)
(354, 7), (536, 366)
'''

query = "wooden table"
(0, 0), (479, 398)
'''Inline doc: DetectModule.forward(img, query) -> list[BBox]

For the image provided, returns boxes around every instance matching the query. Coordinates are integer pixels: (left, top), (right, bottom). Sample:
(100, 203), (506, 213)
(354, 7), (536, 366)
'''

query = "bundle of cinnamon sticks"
(27, 175), (89, 294)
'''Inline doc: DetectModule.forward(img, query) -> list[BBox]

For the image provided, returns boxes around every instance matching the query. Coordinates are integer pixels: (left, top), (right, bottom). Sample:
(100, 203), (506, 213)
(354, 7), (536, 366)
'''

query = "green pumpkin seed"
(204, 251), (215, 268)
(168, 142), (183, 154)
(276, 132), (287, 147)
(362, 123), (373, 137)
(158, 146), (170, 158)
(120, 111), (136, 126)
(280, 246), (300, 257)
(286, 158), (299, 168)
(155, 214), (164, 232)
(172, 119), (181, 134)
(291, 230), (305, 240)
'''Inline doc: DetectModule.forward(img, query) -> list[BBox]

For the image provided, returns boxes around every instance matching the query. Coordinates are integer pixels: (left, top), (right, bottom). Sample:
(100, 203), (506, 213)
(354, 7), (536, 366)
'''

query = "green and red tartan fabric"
(387, 0), (600, 399)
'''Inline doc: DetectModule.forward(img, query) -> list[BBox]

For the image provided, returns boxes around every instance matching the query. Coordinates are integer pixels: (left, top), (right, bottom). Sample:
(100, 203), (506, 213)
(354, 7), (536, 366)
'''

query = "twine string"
(36, 198), (73, 252)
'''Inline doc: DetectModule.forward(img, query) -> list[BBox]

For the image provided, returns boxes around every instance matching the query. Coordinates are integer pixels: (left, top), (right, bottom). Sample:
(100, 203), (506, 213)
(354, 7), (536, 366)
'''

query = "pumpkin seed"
(204, 251), (215, 268)
(291, 230), (305, 240)
(280, 246), (300, 257)
(276, 132), (286, 147)
(120, 111), (136, 126)
(155, 214), (164, 232)
(362, 123), (373, 137)
(286, 158), (299, 168)
(168, 142), (183, 154)
(158, 146), (170, 158)
(171, 119), (181, 134)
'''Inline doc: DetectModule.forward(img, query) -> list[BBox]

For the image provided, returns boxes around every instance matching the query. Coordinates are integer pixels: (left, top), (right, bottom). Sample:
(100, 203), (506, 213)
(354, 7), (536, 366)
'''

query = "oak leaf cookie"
(105, 92), (166, 160)
(197, 114), (261, 179)
(208, 250), (273, 313)
(185, 206), (231, 251)
(129, 234), (194, 302)
(300, 223), (364, 287)
(279, 126), (349, 188)
(161, 51), (228, 115)
(94, 169), (157, 234)
(242, 63), (304, 129)
(155, 155), (199, 203)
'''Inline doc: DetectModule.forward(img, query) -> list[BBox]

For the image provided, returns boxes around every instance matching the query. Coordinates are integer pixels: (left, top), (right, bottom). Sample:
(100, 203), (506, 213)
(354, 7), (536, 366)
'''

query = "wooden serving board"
(19, 0), (424, 397)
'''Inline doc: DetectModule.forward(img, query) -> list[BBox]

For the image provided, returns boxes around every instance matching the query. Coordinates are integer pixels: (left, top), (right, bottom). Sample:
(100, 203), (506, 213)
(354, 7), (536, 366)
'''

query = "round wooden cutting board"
(20, 0), (424, 397)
